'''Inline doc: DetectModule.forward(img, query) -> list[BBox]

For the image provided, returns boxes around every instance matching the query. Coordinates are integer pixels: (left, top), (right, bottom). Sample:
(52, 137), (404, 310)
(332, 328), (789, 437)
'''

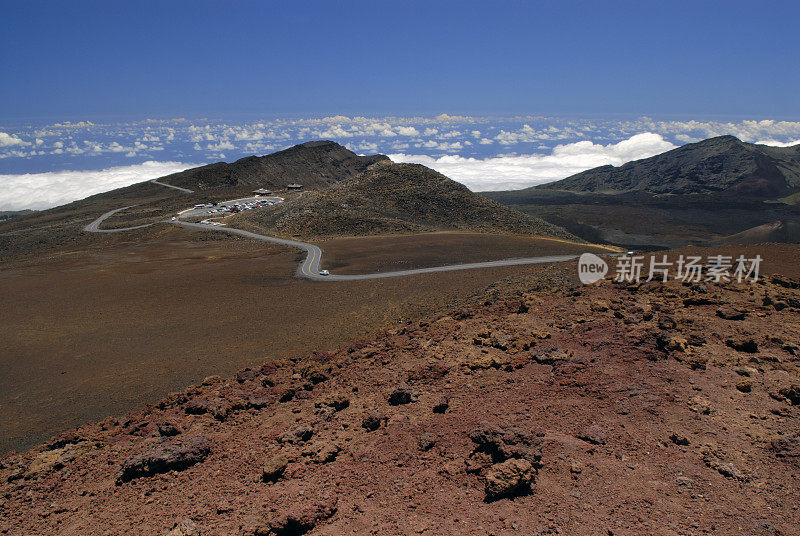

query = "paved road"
(174, 220), (578, 280)
(83, 206), (157, 233)
(150, 179), (194, 193)
(86, 203), (581, 280)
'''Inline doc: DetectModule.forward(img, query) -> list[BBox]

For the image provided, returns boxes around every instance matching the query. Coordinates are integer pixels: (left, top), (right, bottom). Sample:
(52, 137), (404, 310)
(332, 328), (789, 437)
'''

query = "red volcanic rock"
(118, 436), (211, 483)
(3, 271), (800, 535)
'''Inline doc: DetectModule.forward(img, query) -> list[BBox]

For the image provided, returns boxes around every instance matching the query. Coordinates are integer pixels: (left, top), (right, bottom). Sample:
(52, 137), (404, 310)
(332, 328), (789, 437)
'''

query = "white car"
(319, 270), (330, 276)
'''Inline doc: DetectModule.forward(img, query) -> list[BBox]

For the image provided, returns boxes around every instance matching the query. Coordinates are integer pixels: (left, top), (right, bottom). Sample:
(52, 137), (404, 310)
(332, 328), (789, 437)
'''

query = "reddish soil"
(0, 227), (577, 454)
(2, 246), (799, 535)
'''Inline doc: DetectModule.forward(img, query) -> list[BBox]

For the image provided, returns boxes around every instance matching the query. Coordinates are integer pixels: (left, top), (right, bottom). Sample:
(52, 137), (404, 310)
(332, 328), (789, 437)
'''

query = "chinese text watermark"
(578, 253), (762, 285)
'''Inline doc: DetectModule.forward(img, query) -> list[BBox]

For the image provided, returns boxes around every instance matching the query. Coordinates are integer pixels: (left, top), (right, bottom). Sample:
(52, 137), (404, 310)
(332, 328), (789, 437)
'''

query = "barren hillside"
(231, 160), (577, 240)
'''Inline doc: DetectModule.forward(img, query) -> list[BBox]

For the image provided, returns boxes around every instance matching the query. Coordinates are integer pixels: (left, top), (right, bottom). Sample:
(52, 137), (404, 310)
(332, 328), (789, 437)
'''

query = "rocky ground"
(2, 267), (800, 535)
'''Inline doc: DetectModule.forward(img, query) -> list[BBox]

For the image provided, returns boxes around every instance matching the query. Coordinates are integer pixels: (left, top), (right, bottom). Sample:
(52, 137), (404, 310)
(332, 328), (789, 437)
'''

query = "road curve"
(150, 179), (194, 193)
(86, 205), (581, 280)
(83, 206), (157, 233)
(174, 220), (578, 281)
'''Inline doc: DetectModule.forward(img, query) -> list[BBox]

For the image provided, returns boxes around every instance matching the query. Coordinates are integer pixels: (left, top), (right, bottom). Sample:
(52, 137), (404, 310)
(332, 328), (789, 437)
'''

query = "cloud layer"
(2, 116), (800, 166)
(0, 161), (195, 211)
(0, 133), (677, 211)
(390, 133), (676, 191)
(2, 115), (800, 211)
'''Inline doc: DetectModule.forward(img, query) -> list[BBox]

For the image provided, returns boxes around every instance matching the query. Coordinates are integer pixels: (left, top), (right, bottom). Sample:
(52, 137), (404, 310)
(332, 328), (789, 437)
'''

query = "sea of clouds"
(0, 161), (197, 211)
(1, 116), (799, 210)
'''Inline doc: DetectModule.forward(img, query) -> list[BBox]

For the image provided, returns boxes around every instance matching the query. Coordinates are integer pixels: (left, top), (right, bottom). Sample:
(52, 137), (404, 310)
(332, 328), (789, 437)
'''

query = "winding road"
(150, 179), (194, 193)
(82, 205), (158, 233)
(173, 220), (578, 280)
(84, 196), (582, 281)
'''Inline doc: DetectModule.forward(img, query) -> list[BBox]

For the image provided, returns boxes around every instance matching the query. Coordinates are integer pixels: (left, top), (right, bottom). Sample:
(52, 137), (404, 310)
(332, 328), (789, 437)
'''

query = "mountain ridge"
(154, 140), (389, 192)
(536, 135), (800, 197)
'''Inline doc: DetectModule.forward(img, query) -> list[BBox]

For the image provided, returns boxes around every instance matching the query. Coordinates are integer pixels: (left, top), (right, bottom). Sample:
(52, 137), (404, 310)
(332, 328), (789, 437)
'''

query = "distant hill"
(157, 140), (388, 192)
(713, 220), (800, 246)
(0, 210), (34, 222)
(482, 136), (800, 249)
(537, 135), (800, 198)
(231, 160), (577, 240)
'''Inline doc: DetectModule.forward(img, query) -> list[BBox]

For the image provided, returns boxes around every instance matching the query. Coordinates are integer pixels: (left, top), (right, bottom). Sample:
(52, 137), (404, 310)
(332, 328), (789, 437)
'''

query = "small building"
(253, 188), (273, 196)
(286, 183), (303, 190)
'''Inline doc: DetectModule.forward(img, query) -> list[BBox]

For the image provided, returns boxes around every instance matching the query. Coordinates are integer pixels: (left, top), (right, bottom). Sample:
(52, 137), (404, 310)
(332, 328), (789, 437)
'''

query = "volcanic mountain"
(230, 160), (577, 240)
(483, 136), (800, 248)
(157, 140), (389, 192)
(538, 135), (800, 198)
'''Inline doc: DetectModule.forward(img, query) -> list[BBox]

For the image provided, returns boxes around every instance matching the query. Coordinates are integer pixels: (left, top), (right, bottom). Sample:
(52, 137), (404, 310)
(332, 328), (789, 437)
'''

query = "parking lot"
(176, 196), (283, 221)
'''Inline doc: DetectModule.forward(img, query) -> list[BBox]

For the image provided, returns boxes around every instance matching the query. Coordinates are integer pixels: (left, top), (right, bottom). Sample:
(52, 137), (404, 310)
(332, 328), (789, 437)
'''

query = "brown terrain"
(0, 140), (589, 455)
(0, 226), (602, 454)
(2, 244), (799, 535)
(318, 232), (616, 274)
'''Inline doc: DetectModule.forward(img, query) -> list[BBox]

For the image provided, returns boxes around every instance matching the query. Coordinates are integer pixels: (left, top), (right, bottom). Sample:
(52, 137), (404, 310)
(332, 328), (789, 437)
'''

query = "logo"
(578, 253), (608, 285)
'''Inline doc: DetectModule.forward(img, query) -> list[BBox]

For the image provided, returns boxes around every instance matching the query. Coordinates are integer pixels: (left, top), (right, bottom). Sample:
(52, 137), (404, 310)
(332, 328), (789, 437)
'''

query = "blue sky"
(2, 0), (799, 121)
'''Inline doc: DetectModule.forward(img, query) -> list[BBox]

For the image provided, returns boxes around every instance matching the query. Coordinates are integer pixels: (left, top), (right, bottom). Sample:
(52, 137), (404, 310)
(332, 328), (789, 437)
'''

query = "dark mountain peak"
(298, 139), (341, 149)
(157, 140), (388, 192)
(538, 135), (800, 198)
(708, 134), (743, 144)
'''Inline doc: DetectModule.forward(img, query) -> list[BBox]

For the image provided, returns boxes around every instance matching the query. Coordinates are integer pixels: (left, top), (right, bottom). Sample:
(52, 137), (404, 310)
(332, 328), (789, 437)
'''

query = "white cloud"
(206, 140), (235, 151)
(396, 126), (420, 136)
(389, 133), (676, 191)
(0, 161), (197, 211)
(0, 132), (29, 147)
(755, 139), (800, 147)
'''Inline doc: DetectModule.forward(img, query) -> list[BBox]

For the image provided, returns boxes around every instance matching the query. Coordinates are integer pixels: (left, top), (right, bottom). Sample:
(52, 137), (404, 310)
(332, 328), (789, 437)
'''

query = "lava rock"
(279, 425), (314, 444)
(670, 432), (690, 446)
(158, 422), (181, 437)
(266, 497), (338, 535)
(388, 383), (417, 405)
(417, 433), (435, 452)
(299, 364), (329, 384)
(236, 368), (261, 383)
(261, 453), (289, 482)
(165, 518), (201, 536)
(577, 424), (607, 445)
(726, 337), (759, 353)
(361, 413), (383, 431)
(184, 398), (233, 421)
(716, 306), (746, 320)
(484, 458), (534, 500)
(25, 441), (96, 479)
(432, 395), (450, 414)
(314, 393), (350, 412)
(303, 441), (340, 464)
(118, 436), (211, 483)
(778, 385), (800, 405)
(278, 388), (296, 403)
(469, 424), (543, 467)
